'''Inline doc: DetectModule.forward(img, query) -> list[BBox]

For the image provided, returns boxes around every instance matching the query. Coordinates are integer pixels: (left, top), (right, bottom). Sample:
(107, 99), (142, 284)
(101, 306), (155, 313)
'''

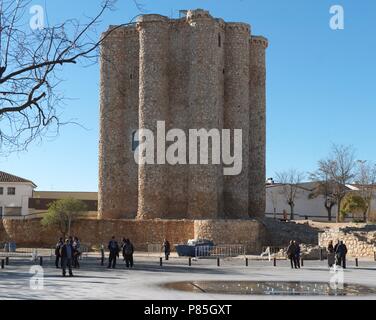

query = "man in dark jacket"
(334, 240), (340, 254)
(55, 238), (63, 268)
(293, 240), (301, 269)
(122, 239), (134, 268)
(108, 236), (119, 269)
(335, 241), (348, 268)
(60, 239), (74, 277)
(286, 240), (297, 269)
(162, 239), (171, 261)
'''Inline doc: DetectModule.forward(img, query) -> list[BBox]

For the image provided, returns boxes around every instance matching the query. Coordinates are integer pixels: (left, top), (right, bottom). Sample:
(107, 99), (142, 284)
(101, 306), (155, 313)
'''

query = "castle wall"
(0, 218), (266, 254)
(186, 10), (225, 219)
(223, 23), (251, 218)
(137, 15), (170, 219)
(248, 36), (268, 217)
(98, 10), (268, 221)
(165, 20), (190, 218)
(194, 219), (267, 254)
(98, 27), (139, 219)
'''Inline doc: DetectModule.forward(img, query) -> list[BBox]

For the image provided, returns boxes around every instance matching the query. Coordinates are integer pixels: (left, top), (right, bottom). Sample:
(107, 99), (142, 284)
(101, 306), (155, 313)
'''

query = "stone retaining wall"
(194, 219), (267, 254)
(0, 218), (266, 254)
(319, 229), (376, 257)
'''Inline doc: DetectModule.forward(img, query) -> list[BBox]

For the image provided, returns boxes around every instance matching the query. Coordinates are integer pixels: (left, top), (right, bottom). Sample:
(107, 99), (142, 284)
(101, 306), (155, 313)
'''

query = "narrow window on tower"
(218, 33), (221, 47)
(132, 130), (139, 152)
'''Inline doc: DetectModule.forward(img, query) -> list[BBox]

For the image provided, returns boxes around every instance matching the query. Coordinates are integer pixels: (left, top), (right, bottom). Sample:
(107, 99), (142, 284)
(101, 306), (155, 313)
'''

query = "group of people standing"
(327, 240), (348, 268)
(285, 239), (349, 270)
(54, 236), (173, 277)
(54, 236), (81, 277)
(286, 240), (301, 269)
(107, 236), (135, 269)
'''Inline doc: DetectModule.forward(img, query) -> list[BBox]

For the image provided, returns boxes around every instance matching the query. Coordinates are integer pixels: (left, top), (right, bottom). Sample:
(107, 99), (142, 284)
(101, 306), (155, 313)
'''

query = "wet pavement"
(0, 254), (376, 300)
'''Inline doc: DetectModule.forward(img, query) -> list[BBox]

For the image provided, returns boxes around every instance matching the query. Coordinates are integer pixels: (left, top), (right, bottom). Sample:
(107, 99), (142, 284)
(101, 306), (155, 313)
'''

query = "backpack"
(123, 243), (133, 255)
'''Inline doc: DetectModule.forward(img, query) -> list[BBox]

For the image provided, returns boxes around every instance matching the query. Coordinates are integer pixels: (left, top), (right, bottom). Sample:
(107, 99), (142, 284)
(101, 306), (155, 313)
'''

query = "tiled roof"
(0, 171), (36, 187)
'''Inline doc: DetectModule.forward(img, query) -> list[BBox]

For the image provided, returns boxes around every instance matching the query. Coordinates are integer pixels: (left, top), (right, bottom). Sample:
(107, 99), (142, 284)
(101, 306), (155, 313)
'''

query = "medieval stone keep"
(98, 9), (268, 220)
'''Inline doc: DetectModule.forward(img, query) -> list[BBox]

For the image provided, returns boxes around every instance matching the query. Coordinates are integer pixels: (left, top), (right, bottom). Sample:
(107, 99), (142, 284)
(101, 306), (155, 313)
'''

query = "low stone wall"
(261, 218), (321, 246)
(0, 218), (267, 254)
(319, 229), (376, 257)
(194, 219), (267, 254)
(0, 218), (194, 251)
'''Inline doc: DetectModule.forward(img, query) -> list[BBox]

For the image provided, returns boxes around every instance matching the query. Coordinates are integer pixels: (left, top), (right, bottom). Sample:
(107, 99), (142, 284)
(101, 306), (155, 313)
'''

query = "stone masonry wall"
(0, 218), (194, 251)
(98, 9), (268, 220)
(194, 219), (267, 254)
(319, 229), (376, 257)
(0, 218), (267, 254)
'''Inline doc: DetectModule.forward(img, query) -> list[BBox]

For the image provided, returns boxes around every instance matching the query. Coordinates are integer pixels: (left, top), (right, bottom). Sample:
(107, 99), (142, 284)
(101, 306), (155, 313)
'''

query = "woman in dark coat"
(327, 240), (335, 267)
(162, 239), (171, 261)
(286, 240), (297, 269)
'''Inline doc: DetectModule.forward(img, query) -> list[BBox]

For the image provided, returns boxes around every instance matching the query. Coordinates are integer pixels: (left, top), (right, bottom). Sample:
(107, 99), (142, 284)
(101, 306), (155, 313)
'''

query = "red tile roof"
(0, 171), (36, 187)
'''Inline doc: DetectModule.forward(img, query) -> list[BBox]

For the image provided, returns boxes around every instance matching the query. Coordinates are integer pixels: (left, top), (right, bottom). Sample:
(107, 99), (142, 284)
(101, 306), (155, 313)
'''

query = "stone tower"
(98, 9), (268, 220)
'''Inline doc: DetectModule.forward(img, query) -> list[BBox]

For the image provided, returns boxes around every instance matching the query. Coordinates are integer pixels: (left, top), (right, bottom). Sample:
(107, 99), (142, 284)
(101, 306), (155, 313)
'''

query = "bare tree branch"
(0, 0), (143, 155)
(275, 169), (305, 220)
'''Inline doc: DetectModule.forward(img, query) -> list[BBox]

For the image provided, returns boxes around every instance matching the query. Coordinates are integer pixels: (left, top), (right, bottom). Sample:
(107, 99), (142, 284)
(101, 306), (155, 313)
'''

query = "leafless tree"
(276, 169), (305, 220)
(309, 171), (337, 222)
(354, 160), (376, 221)
(0, 0), (141, 155)
(314, 144), (356, 222)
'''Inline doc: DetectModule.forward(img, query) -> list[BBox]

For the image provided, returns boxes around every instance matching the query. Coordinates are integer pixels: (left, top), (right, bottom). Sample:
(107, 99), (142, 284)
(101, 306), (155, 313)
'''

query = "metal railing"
(0, 247), (38, 261)
(261, 246), (285, 255)
(195, 245), (246, 259)
(259, 246), (290, 261)
(147, 243), (162, 255)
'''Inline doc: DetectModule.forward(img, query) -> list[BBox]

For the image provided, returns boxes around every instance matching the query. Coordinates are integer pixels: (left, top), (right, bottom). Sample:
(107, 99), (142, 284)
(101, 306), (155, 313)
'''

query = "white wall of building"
(266, 185), (339, 221)
(0, 182), (34, 217)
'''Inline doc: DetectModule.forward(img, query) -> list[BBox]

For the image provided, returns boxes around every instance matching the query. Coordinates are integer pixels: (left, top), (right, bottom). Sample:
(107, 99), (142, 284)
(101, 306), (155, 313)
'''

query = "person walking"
(120, 238), (127, 261)
(327, 240), (335, 267)
(55, 238), (64, 268)
(162, 239), (171, 261)
(294, 240), (301, 269)
(60, 239), (74, 277)
(108, 236), (119, 269)
(336, 241), (348, 269)
(122, 239), (134, 268)
(334, 240), (340, 254)
(72, 237), (81, 269)
(286, 240), (297, 269)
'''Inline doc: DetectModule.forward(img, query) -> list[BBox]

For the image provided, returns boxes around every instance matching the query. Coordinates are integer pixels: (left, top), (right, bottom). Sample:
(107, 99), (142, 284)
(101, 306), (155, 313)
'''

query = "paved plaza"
(1, 253), (376, 300)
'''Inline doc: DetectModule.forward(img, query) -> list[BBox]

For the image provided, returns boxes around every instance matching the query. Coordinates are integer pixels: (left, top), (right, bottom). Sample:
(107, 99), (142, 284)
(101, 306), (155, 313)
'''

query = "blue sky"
(1, 0), (375, 191)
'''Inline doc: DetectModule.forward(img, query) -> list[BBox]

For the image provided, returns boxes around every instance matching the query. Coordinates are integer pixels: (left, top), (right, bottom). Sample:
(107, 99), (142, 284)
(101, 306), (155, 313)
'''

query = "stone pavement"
(0, 254), (376, 300)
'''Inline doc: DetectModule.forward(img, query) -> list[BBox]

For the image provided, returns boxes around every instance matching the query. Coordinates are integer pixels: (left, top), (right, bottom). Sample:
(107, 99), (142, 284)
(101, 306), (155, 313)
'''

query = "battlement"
(186, 9), (212, 21)
(105, 25), (138, 37)
(226, 22), (251, 34)
(251, 35), (269, 48)
(137, 14), (169, 24)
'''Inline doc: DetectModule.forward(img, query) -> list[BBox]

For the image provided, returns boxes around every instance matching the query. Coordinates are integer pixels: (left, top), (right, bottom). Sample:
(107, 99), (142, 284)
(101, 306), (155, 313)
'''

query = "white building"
(0, 171), (36, 217)
(266, 182), (338, 221)
(266, 181), (376, 221)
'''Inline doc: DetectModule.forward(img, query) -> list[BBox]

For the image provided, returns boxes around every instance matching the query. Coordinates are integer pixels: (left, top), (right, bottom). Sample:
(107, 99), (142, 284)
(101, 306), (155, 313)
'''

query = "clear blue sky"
(1, 0), (375, 191)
